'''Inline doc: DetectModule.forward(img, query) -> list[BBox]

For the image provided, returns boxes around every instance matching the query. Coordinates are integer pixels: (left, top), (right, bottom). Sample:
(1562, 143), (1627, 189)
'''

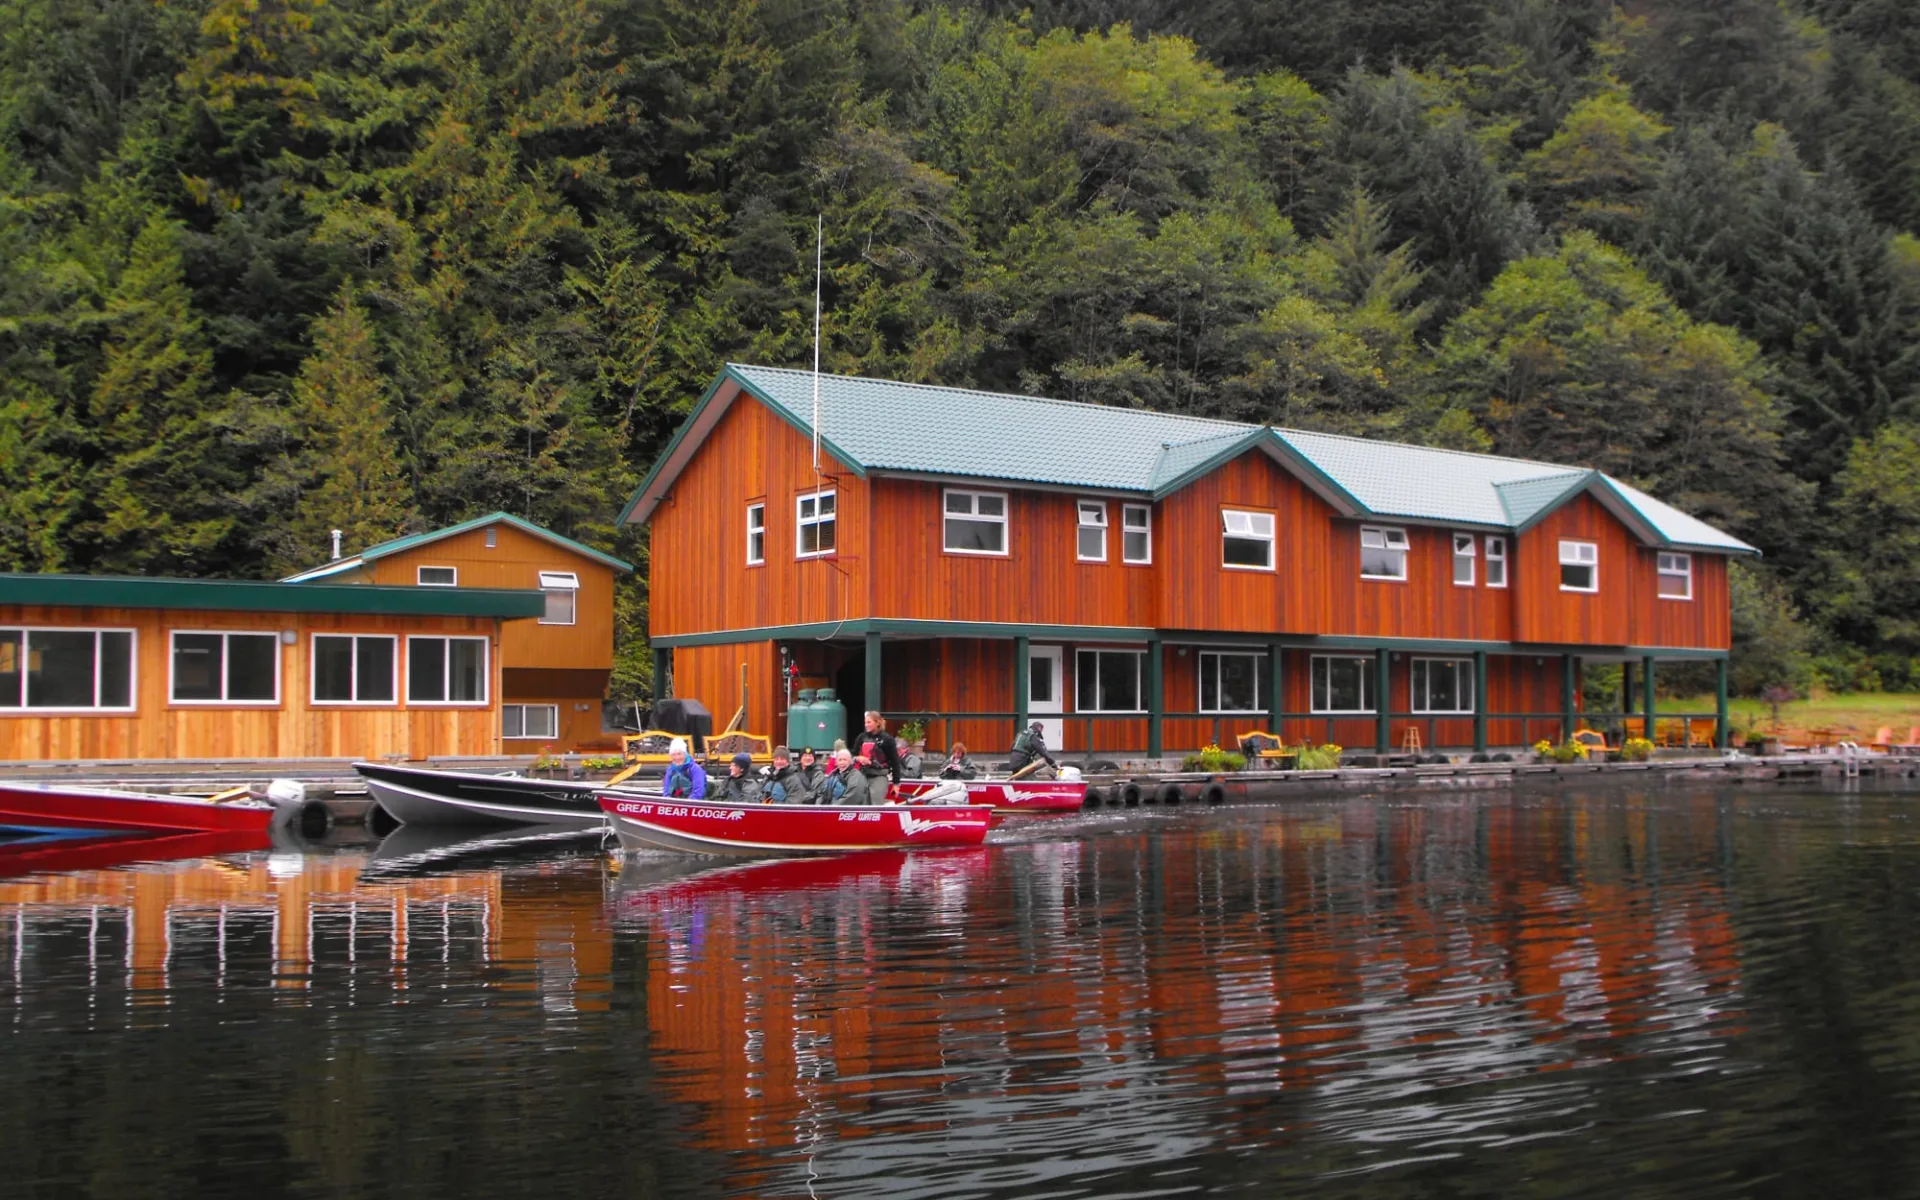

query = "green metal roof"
(284, 512), (631, 582)
(0, 574), (548, 618)
(623, 364), (1758, 554)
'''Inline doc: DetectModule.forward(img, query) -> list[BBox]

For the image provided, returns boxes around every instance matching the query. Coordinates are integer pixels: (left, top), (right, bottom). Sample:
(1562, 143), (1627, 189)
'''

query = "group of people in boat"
(657, 713), (1061, 804)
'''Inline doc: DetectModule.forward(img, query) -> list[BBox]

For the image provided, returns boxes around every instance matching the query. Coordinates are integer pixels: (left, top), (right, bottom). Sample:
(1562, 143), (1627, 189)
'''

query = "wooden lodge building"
(0, 514), (630, 763)
(626, 365), (1756, 759)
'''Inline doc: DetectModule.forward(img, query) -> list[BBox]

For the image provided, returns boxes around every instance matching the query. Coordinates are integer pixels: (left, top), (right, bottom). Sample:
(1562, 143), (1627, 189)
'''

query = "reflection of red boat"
(615, 847), (992, 908)
(0, 783), (279, 836)
(0, 829), (274, 879)
(890, 778), (1086, 813)
(597, 793), (993, 857)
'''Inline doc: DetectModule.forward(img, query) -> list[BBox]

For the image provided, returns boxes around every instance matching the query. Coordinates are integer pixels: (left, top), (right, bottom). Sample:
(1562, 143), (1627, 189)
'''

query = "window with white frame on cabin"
(171, 631), (278, 703)
(503, 703), (559, 739)
(1485, 536), (1508, 588)
(312, 634), (396, 703)
(1222, 509), (1274, 569)
(1121, 504), (1152, 563)
(1559, 540), (1599, 592)
(1076, 649), (1144, 712)
(746, 502), (765, 565)
(539, 571), (579, 624)
(1310, 655), (1373, 714)
(797, 490), (836, 557)
(0, 628), (135, 711)
(1452, 532), (1476, 586)
(944, 489), (1008, 554)
(1076, 500), (1108, 561)
(1200, 650), (1267, 713)
(407, 636), (488, 704)
(417, 566), (457, 587)
(1360, 525), (1409, 580)
(1657, 551), (1692, 599)
(1411, 658), (1474, 714)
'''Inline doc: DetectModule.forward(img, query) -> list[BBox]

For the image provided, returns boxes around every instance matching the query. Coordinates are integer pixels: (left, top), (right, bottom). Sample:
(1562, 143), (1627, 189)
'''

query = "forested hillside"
(3, 0), (1917, 699)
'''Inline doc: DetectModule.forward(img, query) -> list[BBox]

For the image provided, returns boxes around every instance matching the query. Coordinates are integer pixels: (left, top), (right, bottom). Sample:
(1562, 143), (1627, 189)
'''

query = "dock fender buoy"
(1200, 782), (1227, 806)
(295, 800), (333, 838)
(1121, 782), (1144, 807)
(1084, 785), (1104, 808)
(1158, 783), (1183, 806)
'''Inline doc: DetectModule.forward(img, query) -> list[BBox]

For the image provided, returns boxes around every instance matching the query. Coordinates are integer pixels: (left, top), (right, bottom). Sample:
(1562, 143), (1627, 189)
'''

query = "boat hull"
(0, 783), (277, 836)
(890, 778), (1086, 813)
(598, 793), (994, 857)
(354, 762), (611, 829)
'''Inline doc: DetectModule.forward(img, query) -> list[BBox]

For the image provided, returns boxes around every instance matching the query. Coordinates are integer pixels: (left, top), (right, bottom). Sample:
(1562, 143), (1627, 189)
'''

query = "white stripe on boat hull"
(362, 776), (607, 830)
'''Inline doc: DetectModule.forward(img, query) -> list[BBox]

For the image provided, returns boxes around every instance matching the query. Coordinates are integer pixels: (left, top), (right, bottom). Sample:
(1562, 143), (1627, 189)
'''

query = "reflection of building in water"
(620, 796), (1749, 1186)
(0, 852), (610, 1011)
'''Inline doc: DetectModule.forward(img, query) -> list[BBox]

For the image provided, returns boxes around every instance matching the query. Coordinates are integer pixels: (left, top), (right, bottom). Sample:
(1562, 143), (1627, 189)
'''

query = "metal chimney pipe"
(330, 529), (342, 560)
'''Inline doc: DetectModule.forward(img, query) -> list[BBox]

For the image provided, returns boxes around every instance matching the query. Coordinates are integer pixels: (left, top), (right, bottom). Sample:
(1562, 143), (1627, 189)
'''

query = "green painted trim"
(1013, 635), (1030, 731)
(621, 366), (865, 528)
(1508, 471), (1601, 536)
(1146, 635), (1165, 758)
(286, 512), (632, 579)
(1473, 650), (1489, 754)
(1264, 431), (1372, 516)
(1148, 430), (1272, 501)
(0, 574), (546, 618)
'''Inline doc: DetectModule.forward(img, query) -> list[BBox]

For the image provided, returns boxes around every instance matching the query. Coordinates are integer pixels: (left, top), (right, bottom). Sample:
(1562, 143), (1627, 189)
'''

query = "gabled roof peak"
(284, 511), (631, 582)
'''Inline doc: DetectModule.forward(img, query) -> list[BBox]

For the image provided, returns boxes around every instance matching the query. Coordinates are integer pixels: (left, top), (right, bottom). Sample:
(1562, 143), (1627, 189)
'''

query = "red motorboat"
(0, 782), (279, 836)
(890, 777), (1087, 813)
(597, 793), (994, 857)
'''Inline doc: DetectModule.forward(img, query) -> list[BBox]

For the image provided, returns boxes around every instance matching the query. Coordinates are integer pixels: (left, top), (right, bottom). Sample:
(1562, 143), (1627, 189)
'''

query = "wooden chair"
(1654, 718), (1688, 748)
(1570, 729), (1611, 753)
(1687, 718), (1719, 748)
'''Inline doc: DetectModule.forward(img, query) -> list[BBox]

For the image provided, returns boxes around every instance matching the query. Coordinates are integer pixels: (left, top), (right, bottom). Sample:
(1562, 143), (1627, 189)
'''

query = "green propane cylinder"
(810, 687), (847, 751)
(787, 689), (816, 753)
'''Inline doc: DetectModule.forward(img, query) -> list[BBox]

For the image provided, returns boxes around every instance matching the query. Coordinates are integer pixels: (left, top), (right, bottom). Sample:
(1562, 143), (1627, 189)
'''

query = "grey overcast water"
(6, 781), (1920, 1198)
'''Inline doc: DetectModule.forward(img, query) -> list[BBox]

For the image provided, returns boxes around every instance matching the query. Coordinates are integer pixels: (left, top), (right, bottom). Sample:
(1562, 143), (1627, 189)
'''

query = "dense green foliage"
(3, 0), (1916, 699)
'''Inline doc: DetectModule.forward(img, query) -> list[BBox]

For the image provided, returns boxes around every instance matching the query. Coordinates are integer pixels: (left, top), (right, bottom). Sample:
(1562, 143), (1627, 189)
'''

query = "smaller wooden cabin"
(0, 574), (545, 762)
(284, 513), (632, 750)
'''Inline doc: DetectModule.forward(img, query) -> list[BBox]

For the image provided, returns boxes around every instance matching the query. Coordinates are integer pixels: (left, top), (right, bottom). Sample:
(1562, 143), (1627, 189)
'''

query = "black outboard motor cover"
(652, 698), (713, 753)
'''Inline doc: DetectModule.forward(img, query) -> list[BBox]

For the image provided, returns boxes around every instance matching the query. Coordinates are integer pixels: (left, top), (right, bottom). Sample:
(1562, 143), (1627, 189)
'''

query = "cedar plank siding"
(1157, 451), (1334, 635)
(1628, 546), (1730, 650)
(672, 641), (780, 743)
(0, 605), (503, 761)
(649, 395), (869, 638)
(1512, 493), (1636, 646)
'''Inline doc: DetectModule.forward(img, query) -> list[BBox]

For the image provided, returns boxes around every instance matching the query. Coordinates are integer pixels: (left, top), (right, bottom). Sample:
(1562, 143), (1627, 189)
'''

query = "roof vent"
(330, 529), (342, 560)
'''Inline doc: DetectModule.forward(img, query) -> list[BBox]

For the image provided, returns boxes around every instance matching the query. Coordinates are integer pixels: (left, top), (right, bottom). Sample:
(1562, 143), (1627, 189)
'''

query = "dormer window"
(1559, 540), (1598, 592)
(1360, 526), (1408, 581)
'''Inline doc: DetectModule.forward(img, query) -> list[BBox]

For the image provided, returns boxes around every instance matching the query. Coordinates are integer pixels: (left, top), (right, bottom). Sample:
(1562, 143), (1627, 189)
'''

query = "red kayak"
(0, 783), (279, 836)
(890, 778), (1087, 813)
(597, 793), (994, 857)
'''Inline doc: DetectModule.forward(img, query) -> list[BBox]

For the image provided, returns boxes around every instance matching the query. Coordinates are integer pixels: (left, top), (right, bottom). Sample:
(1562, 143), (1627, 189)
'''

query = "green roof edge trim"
(620, 366), (864, 526)
(1150, 430), (1278, 501)
(1506, 471), (1600, 534)
(0, 575), (548, 618)
(344, 511), (632, 574)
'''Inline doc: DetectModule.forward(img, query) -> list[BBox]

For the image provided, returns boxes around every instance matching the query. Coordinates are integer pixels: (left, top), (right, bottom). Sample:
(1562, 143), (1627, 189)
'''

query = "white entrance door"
(1029, 645), (1064, 749)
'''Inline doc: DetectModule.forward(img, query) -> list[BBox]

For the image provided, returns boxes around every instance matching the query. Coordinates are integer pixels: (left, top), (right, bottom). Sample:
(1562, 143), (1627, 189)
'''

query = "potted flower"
(897, 718), (928, 756)
(1619, 736), (1655, 763)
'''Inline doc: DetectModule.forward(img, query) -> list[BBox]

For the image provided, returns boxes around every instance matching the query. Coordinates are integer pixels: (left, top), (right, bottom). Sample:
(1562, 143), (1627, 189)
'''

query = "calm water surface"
(6, 783), (1920, 1198)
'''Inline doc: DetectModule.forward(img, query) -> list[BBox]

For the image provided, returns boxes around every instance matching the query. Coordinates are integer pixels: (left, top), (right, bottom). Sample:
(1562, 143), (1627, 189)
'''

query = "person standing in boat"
(940, 741), (979, 780)
(1008, 721), (1058, 779)
(853, 711), (904, 797)
(662, 739), (708, 799)
(715, 752), (763, 803)
(762, 746), (810, 804)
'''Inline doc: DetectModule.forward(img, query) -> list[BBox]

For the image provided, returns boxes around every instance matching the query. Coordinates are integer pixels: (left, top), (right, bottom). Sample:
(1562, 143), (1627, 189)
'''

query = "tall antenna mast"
(812, 214), (823, 471)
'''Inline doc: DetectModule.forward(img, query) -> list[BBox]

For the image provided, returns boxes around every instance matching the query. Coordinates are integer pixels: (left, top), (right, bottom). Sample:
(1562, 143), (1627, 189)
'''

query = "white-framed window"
(1076, 499), (1108, 561)
(1657, 551), (1692, 600)
(1076, 648), (1144, 712)
(1222, 509), (1275, 570)
(1310, 654), (1374, 714)
(746, 502), (765, 565)
(1122, 503), (1152, 564)
(797, 490), (836, 557)
(1485, 535), (1508, 588)
(503, 703), (559, 739)
(1452, 532), (1476, 586)
(944, 488), (1008, 555)
(1559, 540), (1599, 592)
(539, 570), (579, 625)
(1199, 650), (1267, 713)
(1360, 525), (1409, 581)
(0, 628), (136, 712)
(485, 526), (497, 548)
(406, 636), (489, 704)
(417, 566), (457, 587)
(170, 631), (279, 704)
(311, 634), (397, 704)
(1411, 658), (1474, 714)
